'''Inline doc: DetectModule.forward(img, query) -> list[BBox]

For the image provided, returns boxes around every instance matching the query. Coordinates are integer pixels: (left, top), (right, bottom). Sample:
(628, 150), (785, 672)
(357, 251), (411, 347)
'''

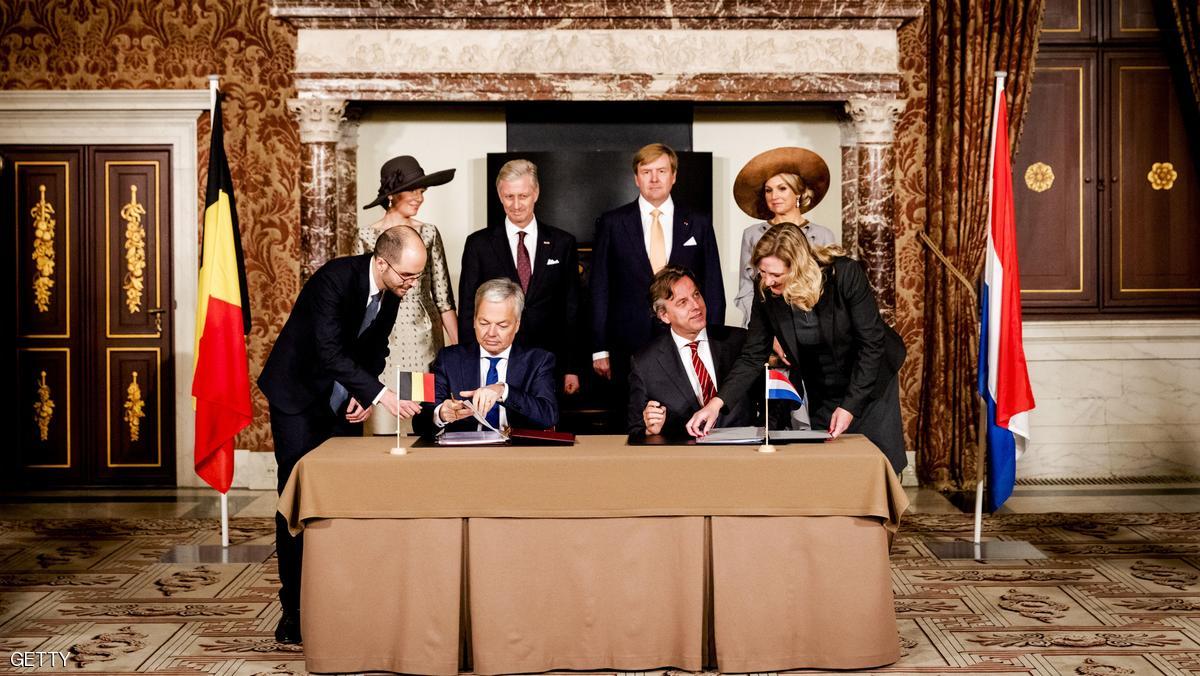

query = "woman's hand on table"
(828, 407), (854, 438)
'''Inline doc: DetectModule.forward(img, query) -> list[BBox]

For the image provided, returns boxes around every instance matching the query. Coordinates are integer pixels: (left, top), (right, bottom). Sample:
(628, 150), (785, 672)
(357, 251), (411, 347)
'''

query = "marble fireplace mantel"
(272, 0), (923, 319)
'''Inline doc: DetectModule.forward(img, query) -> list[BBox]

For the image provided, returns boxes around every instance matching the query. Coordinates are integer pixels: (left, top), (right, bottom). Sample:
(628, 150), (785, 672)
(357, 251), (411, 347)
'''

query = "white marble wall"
(1020, 320), (1200, 479)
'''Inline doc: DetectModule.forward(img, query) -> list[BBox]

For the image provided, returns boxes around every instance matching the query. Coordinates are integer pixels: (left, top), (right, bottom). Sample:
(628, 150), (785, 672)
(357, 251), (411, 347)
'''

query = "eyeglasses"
(381, 258), (422, 286)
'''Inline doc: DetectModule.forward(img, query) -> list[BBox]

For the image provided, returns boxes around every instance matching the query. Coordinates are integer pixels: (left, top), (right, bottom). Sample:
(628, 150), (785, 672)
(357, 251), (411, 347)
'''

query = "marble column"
(838, 116), (859, 258)
(287, 97), (346, 281)
(336, 107), (362, 257)
(845, 97), (905, 325)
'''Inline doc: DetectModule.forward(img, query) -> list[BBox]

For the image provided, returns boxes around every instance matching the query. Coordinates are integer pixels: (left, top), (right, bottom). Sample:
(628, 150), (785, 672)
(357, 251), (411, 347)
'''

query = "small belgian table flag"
(397, 371), (436, 403)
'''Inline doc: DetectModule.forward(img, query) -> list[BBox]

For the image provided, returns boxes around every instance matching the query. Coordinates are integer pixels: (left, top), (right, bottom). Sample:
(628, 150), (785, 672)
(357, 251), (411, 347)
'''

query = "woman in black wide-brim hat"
(356, 155), (458, 435)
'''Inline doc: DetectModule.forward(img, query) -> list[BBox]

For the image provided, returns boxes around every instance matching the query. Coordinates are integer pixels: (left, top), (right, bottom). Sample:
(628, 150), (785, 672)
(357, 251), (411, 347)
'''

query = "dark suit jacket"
(719, 257), (906, 456)
(591, 199), (725, 356)
(259, 254), (399, 415)
(458, 221), (585, 375)
(432, 343), (559, 432)
(628, 325), (754, 436)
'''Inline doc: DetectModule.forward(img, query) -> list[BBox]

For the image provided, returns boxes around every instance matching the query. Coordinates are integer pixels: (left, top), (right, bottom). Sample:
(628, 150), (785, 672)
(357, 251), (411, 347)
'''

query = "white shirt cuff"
(372, 387), (386, 405)
(592, 351), (609, 361)
(433, 402), (449, 427)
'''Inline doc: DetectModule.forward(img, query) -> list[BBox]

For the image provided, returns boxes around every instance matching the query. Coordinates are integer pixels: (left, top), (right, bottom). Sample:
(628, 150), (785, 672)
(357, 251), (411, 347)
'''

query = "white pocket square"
(683, 236), (698, 247)
(547, 258), (561, 265)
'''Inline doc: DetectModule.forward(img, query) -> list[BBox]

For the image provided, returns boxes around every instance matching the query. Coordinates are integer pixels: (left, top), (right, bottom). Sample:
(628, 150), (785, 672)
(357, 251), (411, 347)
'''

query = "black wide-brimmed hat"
(733, 147), (831, 220)
(362, 155), (456, 210)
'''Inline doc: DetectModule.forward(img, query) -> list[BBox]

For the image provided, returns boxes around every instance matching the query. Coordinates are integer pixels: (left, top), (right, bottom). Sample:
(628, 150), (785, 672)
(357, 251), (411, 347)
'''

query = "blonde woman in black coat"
(685, 222), (907, 472)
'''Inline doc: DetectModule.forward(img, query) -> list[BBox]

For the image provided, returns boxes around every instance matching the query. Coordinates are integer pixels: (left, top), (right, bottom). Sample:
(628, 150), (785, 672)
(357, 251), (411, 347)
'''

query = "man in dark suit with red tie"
(458, 159), (584, 394)
(629, 265), (753, 437)
(591, 143), (725, 428)
(258, 226), (426, 645)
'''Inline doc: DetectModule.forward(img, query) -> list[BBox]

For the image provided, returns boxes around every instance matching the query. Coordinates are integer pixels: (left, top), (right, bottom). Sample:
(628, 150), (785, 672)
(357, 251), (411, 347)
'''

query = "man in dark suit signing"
(629, 265), (753, 437)
(434, 278), (558, 432)
(591, 143), (724, 428)
(258, 225), (426, 644)
(458, 159), (584, 395)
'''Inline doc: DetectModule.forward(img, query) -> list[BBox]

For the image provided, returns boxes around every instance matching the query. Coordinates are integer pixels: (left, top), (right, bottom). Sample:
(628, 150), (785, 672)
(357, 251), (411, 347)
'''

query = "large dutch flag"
(978, 83), (1036, 512)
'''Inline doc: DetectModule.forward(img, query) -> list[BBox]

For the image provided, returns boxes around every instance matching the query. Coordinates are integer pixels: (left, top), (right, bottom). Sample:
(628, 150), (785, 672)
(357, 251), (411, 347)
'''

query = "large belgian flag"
(192, 94), (252, 494)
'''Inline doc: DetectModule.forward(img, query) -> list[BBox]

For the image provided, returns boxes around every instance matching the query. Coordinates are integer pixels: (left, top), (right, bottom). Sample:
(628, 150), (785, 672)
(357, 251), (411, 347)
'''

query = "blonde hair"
(752, 223), (845, 311)
(632, 143), (678, 173)
(495, 159), (539, 189)
(769, 172), (814, 210)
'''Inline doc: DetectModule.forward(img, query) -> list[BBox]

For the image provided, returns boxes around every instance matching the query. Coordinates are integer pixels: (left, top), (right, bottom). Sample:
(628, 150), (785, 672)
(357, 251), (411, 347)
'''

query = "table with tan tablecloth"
(278, 434), (909, 675)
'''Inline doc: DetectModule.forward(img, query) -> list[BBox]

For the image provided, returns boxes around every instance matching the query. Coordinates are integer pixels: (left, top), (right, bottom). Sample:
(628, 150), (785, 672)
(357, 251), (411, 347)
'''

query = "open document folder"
(694, 426), (832, 444)
(436, 398), (509, 445)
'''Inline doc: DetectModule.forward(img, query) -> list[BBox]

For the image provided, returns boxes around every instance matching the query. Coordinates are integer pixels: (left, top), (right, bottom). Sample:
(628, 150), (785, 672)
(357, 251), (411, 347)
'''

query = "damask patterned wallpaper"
(1, 0), (299, 452)
(895, 14), (929, 463)
(1, 0), (929, 459)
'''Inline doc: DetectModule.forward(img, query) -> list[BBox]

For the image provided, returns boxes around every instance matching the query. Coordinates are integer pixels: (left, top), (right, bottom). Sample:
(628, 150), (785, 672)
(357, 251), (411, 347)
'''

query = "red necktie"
(516, 230), (532, 293)
(688, 341), (717, 405)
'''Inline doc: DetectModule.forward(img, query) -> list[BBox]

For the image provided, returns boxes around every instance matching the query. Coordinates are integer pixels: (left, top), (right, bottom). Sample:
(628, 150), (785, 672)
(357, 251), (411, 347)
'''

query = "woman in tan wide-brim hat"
(732, 147), (836, 328)
(356, 155), (458, 435)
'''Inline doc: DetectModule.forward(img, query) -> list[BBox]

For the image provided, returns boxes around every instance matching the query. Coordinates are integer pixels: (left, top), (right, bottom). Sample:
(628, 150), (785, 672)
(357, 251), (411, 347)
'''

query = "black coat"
(719, 257), (907, 469)
(432, 343), (559, 432)
(590, 199), (725, 356)
(258, 254), (399, 415)
(628, 325), (755, 436)
(458, 221), (585, 375)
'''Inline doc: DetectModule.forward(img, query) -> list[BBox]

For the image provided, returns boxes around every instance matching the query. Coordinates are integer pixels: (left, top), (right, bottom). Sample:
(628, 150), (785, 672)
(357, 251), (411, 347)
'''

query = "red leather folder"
(507, 428), (576, 445)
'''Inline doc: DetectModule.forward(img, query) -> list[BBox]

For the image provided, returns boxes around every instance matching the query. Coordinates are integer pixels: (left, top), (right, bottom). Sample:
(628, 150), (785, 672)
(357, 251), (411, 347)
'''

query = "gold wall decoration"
(1024, 162), (1055, 192)
(121, 184), (147, 313)
(123, 371), (145, 442)
(31, 184), (57, 313)
(33, 370), (54, 442)
(1148, 162), (1177, 190)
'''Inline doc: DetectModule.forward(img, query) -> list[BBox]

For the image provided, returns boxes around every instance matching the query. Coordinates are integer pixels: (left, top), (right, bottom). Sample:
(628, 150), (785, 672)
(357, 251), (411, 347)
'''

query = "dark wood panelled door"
(1103, 51), (1200, 308)
(4, 145), (175, 487)
(1015, 52), (1098, 309)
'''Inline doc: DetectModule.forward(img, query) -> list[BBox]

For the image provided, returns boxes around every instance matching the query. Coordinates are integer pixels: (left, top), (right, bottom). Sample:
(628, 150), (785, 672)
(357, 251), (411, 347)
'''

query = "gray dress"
(355, 220), (455, 434)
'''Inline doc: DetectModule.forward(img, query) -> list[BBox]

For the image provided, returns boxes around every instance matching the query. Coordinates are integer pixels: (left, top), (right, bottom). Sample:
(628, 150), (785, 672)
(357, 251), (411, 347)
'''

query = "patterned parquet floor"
(3, 486), (1200, 674)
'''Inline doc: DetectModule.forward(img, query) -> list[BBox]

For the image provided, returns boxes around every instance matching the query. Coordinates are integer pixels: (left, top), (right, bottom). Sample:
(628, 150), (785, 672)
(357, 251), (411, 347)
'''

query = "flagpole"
(972, 70), (1008, 548)
(208, 73), (231, 550)
(391, 366), (406, 455)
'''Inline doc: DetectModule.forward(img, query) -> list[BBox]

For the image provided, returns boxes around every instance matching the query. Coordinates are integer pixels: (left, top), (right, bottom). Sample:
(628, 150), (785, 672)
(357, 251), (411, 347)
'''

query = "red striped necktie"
(688, 341), (717, 405)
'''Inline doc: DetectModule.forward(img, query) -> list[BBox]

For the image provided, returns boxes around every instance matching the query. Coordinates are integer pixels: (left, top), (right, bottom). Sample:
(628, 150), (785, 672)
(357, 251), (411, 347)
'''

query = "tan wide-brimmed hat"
(733, 147), (831, 220)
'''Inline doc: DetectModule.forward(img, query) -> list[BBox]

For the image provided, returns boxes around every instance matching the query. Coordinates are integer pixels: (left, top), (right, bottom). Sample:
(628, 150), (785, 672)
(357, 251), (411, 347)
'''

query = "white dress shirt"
(671, 327), (717, 405)
(639, 194), (674, 263)
(505, 217), (538, 270)
(434, 345), (512, 429)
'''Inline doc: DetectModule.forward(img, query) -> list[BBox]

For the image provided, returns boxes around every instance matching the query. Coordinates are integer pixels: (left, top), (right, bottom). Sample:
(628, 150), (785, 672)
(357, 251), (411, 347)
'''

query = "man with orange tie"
(628, 265), (752, 436)
(591, 143), (724, 429)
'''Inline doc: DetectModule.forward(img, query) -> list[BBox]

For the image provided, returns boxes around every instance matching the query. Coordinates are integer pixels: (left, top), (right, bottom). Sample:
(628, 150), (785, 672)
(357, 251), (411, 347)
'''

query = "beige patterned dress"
(356, 220), (456, 434)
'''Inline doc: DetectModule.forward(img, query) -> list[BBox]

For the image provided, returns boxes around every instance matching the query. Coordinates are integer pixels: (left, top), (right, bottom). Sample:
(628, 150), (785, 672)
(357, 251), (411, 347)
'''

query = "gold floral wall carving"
(33, 370), (54, 442)
(121, 184), (147, 313)
(123, 371), (145, 442)
(1025, 162), (1054, 192)
(30, 184), (57, 313)
(1, 0), (300, 452)
(1148, 162), (1178, 190)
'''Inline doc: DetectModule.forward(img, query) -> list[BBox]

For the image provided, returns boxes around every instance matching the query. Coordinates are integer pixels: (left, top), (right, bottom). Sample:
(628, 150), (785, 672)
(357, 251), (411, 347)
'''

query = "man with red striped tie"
(628, 266), (756, 437)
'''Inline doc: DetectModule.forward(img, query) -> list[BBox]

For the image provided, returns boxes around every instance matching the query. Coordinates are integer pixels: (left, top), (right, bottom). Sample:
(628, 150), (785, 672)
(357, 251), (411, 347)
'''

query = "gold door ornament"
(1024, 162), (1055, 192)
(31, 184), (57, 312)
(121, 184), (147, 313)
(33, 370), (55, 442)
(124, 371), (145, 442)
(1147, 162), (1178, 190)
